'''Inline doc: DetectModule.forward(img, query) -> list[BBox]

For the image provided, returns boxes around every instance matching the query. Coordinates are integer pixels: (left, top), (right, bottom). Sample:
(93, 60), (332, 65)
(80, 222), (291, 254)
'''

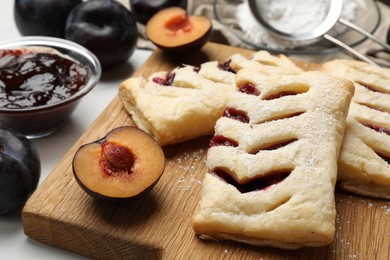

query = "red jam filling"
(263, 139), (297, 151)
(357, 102), (386, 113)
(238, 82), (260, 96)
(249, 139), (298, 154)
(376, 152), (390, 164)
(217, 60), (235, 73)
(358, 81), (386, 94)
(152, 72), (175, 86)
(209, 135), (238, 147)
(223, 107), (249, 123)
(264, 91), (300, 100)
(212, 169), (290, 193)
(0, 49), (88, 109)
(362, 122), (390, 135)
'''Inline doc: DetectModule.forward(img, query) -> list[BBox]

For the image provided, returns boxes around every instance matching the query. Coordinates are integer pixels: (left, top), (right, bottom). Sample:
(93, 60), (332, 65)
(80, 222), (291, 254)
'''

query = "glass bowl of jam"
(0, 36), (101, 138)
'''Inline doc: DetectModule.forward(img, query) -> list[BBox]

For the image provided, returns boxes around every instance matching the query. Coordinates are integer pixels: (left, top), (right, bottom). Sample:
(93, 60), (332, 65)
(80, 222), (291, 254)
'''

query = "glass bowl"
(213, 0), (381, 55)
(0, 36), (101, 138)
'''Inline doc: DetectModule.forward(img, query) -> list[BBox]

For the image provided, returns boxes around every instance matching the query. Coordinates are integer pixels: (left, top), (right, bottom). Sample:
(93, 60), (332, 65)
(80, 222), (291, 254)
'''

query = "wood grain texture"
(22, 42), (390, 260)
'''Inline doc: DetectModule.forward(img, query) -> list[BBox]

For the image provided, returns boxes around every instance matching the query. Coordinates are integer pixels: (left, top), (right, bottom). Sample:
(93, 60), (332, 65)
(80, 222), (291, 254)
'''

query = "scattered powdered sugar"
(330, 197), (390, 257)
(236, 0), (366, 48)
(167, 149), (206, 191)
(332, 213), (354, 257)
(382, 204), (390, 215)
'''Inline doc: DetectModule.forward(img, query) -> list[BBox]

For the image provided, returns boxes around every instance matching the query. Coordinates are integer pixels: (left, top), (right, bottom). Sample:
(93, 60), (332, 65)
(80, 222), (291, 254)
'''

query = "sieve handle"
(338, 18), (390, 51)
(323, 34), (378, 65)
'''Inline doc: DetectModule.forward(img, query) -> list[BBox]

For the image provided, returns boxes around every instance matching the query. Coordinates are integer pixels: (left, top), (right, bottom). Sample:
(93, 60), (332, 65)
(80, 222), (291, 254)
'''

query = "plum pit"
(146, 7), (212, 53)
(100, 142), (134, 177)
(164, 14), (191, 34)
(72, 126), (165, 201)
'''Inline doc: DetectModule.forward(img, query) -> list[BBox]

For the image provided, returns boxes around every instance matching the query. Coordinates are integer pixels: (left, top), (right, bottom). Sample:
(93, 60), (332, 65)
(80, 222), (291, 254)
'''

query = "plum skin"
(130, 0), (188, 24)
(387, 27), (390, 45)
(14, 0), (82, 38)
(72, 126), (165, 201)
(0, 128), (40, 215)
(65, 0), (138, 69)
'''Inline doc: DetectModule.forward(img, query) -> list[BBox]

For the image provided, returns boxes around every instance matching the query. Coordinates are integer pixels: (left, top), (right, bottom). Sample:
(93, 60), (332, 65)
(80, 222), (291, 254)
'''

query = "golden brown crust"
(321, 60), (390, 199)
(118, 51), (303, 146)
(192, 71), (354, 249)
(119, 71), (231, 146)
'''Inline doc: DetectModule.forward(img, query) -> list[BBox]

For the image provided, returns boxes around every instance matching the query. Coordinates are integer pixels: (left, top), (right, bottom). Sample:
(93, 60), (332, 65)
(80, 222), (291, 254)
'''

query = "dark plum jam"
(0, 49), (88, 109)
(361, 122), (390, 135)
(238, 82), (260, 96)
(152, 72), (175, 86)
(264, 91), (299, 100)
(209, 135), (238, 147)
(212, 169), (291, 193)
(357, 81), (385, 94)
(223, 107), (250, 123)
(377, 152), (390, 165)
(217, 60), (235, 73)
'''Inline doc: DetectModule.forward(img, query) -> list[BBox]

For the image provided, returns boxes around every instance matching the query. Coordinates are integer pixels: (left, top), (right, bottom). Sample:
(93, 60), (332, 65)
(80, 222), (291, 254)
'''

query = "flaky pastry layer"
(193, 70), (354, 249)
(119, 51), (302, 146)
(322, 60), (390, 199)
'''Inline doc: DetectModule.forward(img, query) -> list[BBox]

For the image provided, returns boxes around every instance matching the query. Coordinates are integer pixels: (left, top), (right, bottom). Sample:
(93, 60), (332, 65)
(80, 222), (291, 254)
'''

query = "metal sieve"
(248, 0), (390, 65)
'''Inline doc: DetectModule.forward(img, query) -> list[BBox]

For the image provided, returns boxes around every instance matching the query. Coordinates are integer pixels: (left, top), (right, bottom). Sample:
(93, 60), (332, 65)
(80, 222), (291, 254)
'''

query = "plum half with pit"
(65, 0), (138, 69)
(14, 0), (82, 38)
(130, 0), (188, 24)
(72, 126), (165, 201)
(0, 128), (40, 215)
(146, 7), (212, 53)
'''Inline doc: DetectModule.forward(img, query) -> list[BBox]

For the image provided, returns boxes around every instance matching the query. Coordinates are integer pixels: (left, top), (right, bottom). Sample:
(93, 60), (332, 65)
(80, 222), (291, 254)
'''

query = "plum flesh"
(130, 0), (188, 24)
(72, 126), (165, 201)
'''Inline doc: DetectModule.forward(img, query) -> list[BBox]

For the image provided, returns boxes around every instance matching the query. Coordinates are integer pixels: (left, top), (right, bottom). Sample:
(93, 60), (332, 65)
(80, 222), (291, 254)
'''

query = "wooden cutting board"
(22, 42), (390, 260)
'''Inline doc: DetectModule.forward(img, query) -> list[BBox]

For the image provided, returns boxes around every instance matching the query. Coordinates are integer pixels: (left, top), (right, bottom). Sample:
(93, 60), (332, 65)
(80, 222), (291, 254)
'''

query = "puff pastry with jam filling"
(321, 60), (390, 199)
(119, 51), (302, 146)
(192, 69), (354, 249)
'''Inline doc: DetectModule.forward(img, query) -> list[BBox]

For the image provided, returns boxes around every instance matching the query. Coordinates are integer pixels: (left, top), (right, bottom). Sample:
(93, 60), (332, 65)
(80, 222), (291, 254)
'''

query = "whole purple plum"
(65, 0), (138, 69)
(0, 128), (40, 214)
(14, 0), (82, 38)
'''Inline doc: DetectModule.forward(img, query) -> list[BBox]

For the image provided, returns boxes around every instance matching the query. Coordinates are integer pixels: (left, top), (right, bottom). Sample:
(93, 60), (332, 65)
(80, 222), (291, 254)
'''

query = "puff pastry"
(192, 69), (354, 249)
(321, 60), (390, 199)
(119, 51), (302, 146)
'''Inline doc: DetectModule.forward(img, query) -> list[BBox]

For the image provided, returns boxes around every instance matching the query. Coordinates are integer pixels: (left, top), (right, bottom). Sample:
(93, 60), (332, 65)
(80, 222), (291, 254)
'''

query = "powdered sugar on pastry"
(321, 60), (390, 199)
(119, 51), (303, 146)
(192, 70), (354, 249)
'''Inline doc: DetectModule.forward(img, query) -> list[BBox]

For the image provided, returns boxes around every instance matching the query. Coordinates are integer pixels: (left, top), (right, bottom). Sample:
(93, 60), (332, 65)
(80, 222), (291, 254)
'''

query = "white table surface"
(0, 1), (152, 259)
(1, 0), (389, 259)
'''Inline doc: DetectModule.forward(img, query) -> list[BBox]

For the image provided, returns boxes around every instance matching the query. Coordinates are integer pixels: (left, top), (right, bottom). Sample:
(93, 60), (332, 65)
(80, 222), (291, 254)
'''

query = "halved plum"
(72, 126), (165, 201)
(130, 0), (188, 25)
(146, 7), (212, 53)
